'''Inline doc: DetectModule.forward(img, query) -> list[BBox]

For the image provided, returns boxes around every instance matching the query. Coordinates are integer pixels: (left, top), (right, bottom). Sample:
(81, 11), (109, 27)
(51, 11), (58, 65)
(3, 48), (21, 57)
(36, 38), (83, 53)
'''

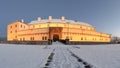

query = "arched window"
(45, 36), (47, 40)
(42, 36), (44, 40)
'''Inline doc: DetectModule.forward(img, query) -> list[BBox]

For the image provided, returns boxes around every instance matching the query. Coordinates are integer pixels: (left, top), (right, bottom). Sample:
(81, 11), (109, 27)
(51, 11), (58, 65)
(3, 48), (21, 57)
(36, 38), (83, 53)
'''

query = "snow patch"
(29, 19), (92, 26)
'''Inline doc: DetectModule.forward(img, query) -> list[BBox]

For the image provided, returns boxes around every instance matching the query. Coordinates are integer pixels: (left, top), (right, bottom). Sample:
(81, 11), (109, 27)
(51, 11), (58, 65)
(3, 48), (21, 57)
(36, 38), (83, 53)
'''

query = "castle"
(7, 16), (111, 44)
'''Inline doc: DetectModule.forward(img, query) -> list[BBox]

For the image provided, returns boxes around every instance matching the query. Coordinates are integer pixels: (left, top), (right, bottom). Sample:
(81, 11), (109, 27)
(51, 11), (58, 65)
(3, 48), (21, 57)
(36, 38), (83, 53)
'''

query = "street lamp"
(48, 22), (52, 45)
(66, 22), (70, 44)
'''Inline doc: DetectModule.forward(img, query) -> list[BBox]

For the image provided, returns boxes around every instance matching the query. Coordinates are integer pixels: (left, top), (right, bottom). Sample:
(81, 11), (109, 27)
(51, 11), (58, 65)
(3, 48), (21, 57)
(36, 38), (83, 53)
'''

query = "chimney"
(21, 19), (24, 22)
(37, 17), (41, 22)
(48, 16), (52, 21)
(61, 16), (65, 21)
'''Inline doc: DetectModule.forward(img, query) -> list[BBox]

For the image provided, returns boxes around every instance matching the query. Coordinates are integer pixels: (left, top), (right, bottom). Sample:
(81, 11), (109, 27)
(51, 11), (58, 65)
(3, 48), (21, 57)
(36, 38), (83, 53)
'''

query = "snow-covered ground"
(70, 44), (120, 68)
(0, 44), (53, 68)
(0, 43), (120, 68)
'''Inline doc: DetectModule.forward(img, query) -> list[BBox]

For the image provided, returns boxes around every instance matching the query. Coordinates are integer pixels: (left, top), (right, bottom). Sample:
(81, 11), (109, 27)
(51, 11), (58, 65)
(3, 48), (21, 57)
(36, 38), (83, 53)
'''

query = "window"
(33, 37), (34, 40)
(42, 36), (44, 40)
(33, 25), (35, 28)
(10, 26), (12, 28)
(15, 30), (17, 33)
(45, 36), (47, 40)
(20, 38), (22, 41)
(81, 37), (83, 40)
(21, 25), (22, 27)
(93, 38), (96, 40)
(10, 31), (12, 33)
(15, 36), (17, 38)
(100, 38), (102, 40)
(23, 38), (25, 41)
(95, 38), (96, 40)
(30, 37), (34, 40)
(15, 25), (17, 27)
(70, 37), (72, 40)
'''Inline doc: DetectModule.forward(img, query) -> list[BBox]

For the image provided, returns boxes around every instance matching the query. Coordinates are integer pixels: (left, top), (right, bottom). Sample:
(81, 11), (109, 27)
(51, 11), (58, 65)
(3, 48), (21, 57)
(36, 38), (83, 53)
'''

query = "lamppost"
(66, 22), (70, 44)
(48, 22), (52, 45)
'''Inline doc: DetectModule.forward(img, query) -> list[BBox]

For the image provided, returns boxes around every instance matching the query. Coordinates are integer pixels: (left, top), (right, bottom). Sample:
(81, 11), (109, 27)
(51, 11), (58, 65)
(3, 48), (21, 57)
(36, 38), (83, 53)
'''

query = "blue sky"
(0, 0), (120, 37)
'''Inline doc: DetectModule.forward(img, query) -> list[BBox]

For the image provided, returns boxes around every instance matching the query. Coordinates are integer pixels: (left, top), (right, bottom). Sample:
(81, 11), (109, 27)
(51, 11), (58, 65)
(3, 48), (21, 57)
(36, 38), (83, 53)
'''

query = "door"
(53, 34), (59, 42)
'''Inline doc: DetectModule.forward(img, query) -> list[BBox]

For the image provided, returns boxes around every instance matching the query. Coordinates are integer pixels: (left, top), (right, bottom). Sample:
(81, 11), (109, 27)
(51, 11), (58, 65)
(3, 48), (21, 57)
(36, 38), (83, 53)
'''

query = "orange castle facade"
(7, 16), (111, 42)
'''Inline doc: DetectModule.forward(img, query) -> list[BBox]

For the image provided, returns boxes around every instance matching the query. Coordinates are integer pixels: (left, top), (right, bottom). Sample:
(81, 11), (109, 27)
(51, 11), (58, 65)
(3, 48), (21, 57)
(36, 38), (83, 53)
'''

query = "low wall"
(68, 41), (111, 45)
(0, 40), (116, 45)
(0, 41), (49, 45)
(59, 40), (111, 45)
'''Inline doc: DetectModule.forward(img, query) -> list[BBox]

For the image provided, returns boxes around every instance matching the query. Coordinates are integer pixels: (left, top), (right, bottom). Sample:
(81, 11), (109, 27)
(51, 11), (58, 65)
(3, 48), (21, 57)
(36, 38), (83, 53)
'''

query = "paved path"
(44, 42), (93, 68)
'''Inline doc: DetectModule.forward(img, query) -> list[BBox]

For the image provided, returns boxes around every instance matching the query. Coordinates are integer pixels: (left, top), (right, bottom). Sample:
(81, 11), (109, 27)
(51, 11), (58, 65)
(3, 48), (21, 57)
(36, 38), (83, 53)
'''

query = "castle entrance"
(49, 27), (62, 42)
(53, 34), (59, 42)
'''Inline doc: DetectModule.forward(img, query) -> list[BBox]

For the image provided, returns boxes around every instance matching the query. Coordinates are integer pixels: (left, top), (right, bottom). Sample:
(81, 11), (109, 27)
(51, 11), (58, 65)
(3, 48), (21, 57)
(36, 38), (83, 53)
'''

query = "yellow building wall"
(7, 22), (20, 41)
(18, 33), (48, 41)
(7, 21), (29, 41)
(17, 28), (49, 41)
(61, 26), (110, 42)
(7, 21), (111, 42)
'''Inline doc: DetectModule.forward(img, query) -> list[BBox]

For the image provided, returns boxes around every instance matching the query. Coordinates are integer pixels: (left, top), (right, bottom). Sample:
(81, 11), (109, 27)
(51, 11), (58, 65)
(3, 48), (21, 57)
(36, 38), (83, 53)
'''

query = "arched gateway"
(53, 34), (59, 42)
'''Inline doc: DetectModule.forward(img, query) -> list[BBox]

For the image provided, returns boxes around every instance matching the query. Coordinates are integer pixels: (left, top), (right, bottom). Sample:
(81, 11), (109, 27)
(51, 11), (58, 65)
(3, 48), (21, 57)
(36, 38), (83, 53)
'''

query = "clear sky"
(0, 0), (120, 37)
